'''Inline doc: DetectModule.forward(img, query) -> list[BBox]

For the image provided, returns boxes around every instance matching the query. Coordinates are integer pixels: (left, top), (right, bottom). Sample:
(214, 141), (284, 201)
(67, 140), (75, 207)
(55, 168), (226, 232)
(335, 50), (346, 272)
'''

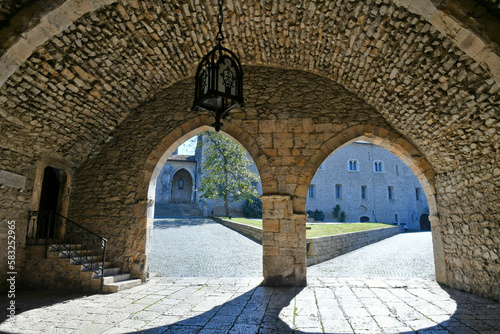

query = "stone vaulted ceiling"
(0, 0), (499, 174)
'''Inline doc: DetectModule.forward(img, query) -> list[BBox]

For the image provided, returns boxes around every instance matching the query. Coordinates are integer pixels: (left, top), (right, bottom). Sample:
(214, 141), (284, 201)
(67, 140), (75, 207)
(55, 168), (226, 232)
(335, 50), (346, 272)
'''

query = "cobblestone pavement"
(1, 276), (498, 334)
(1, 223), (498, 333)
(149, 218), (262, 277)
(309, 232), (436, 280)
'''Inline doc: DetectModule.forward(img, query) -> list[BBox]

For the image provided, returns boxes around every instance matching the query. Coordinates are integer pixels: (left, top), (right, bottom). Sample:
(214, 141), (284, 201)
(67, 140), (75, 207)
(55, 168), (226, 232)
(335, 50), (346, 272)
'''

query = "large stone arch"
(294, 124), (446, 284)
(0, 0), (497, 300)
(1, 0), (498, 87)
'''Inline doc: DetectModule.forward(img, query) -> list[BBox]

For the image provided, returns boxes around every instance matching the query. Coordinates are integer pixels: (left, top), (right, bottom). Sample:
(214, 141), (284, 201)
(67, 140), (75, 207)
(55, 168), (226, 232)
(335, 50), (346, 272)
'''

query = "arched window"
(348, 159), (358, 171)
(374, 160), (384, 173)
(395, 213), (399, 223)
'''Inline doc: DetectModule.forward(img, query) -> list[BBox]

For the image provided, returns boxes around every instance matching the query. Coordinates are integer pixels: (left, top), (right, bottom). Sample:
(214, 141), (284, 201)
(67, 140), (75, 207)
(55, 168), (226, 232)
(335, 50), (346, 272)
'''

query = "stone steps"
(102, 279), (143, 293)
(48, 244), (141, 293)
(155, 202), (203, 218)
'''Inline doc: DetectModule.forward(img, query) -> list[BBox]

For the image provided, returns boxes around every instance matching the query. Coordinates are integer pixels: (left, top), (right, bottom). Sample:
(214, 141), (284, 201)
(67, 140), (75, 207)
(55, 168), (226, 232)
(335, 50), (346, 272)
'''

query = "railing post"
(44, 211), (52, 259)
(100, 240), (107, 293)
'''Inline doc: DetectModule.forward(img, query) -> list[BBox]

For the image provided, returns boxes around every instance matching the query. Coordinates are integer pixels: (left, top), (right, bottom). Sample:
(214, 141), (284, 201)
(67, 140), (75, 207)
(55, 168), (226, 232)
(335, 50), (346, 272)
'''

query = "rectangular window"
(388, 186), (394, 201)
(416, 187), (421, 201)
(309, 185), (315, 199)
(335, 184), (342, 199)
(361, 185), (367, 200)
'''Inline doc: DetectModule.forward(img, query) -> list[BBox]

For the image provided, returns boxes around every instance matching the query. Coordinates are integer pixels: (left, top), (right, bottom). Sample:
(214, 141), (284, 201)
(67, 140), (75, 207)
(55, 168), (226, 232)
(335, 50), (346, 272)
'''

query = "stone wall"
(212, 217), (262, 243)
(306, 226), (400, 266)
(0, 148), (33, 291)
(21, 245), (97, 292)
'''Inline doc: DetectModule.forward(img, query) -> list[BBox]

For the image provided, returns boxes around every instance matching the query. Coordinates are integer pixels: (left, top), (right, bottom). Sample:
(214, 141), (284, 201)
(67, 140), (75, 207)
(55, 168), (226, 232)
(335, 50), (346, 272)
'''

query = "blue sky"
(177, 136), (197, 155)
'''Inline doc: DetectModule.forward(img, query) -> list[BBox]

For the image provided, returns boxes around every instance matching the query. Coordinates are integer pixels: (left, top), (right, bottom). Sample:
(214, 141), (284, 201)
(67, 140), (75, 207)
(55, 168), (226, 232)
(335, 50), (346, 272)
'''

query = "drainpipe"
(370, 145), (377, 222)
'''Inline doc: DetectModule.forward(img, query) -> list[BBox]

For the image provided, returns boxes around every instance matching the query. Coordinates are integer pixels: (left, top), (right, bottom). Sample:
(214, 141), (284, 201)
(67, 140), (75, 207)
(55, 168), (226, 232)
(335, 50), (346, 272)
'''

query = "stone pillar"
(429, 215), (447, 285)
(261, 195), (307, 286)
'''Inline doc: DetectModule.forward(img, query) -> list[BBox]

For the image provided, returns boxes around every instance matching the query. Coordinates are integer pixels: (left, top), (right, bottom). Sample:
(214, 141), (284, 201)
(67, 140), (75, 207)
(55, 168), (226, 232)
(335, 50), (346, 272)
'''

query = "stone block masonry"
(0, 0), (498, 302)
(306, 226), (400, 266)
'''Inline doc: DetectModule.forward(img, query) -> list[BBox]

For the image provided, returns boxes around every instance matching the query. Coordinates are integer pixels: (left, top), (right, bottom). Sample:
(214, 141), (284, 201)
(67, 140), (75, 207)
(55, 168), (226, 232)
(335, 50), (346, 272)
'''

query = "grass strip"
(220, 217), (393, 238)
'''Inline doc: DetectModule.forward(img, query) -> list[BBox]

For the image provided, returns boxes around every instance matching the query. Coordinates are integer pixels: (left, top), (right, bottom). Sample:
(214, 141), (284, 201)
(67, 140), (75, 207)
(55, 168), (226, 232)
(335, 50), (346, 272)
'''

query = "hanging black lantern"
(192, 0), (244, 132)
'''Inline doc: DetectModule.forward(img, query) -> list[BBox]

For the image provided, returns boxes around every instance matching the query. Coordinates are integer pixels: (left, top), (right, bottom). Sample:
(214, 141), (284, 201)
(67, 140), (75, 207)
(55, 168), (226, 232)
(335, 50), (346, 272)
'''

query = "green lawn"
(221, 217), (394, 238)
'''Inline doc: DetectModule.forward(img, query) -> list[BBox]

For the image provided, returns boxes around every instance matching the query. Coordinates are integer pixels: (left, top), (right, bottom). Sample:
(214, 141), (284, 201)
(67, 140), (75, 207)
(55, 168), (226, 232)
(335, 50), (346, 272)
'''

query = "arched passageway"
(1, 0), (497, 301)
(170, 169), (192, 203)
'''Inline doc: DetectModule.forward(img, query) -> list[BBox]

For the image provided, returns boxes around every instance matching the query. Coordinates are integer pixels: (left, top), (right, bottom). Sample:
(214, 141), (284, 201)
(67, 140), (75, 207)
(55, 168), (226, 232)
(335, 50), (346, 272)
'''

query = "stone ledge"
(212, 217), (262, 243)
(306, 226), (400, 266)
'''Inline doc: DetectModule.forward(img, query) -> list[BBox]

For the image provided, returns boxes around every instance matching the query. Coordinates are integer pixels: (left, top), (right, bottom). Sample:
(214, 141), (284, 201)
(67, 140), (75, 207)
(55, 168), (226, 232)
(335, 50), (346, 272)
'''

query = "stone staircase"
(48, 243), (142, 293)
(155, 202), (203, 218)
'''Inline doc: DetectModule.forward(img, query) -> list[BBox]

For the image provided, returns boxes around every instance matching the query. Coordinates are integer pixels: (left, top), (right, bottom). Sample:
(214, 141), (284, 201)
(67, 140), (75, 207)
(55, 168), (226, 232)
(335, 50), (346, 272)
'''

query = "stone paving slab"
(1, 276), (499, 334)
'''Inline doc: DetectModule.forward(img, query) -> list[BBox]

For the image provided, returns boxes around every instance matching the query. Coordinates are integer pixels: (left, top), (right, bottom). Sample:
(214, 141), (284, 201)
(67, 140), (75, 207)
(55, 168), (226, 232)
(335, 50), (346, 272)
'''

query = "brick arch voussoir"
(298, 125), (438, 216)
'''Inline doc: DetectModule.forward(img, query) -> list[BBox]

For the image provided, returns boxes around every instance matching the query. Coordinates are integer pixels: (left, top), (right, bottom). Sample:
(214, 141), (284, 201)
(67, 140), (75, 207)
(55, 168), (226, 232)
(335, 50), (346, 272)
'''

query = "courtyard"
(0, 219), (498, 333)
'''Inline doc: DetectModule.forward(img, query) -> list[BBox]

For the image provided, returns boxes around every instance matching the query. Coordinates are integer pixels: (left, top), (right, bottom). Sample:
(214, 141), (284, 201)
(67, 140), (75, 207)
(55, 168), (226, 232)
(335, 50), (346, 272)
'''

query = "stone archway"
(59, 64), (497, 300)
(295, 125), (446, 284)
(170, 169), (192, 203)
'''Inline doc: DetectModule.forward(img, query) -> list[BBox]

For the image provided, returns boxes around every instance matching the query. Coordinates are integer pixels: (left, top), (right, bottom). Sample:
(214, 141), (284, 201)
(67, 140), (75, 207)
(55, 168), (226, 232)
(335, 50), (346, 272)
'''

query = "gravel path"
(309, 231), (436, 280)
(149, 218), (263, 277)
(150, 219), (435, 280)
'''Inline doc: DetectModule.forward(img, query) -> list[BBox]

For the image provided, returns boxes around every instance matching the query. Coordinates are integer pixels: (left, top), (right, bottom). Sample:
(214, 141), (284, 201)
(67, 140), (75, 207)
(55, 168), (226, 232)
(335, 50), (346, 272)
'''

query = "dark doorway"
(37, 167), (62, 238)
(360, 216), (370, 222)
(420, 213), (431, 231)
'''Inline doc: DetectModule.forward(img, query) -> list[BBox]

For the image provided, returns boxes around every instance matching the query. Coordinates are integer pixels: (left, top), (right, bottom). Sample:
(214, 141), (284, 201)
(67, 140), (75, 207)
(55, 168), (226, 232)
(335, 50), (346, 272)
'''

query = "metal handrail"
(26, 211), (108, 292)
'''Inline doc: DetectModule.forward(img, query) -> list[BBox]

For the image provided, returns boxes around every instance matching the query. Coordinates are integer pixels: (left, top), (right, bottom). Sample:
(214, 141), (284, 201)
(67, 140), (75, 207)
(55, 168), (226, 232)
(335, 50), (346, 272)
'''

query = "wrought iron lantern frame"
(192, 0), (244, 132)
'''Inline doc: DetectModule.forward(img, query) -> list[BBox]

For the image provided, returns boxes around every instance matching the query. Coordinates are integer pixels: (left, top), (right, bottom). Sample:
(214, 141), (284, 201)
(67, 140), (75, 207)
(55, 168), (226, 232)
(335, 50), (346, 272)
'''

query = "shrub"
(243, 196), (262, 218)
(332, 205), (341, 220)
(306, 209), (325, 221)
(339, 211), (346, 222)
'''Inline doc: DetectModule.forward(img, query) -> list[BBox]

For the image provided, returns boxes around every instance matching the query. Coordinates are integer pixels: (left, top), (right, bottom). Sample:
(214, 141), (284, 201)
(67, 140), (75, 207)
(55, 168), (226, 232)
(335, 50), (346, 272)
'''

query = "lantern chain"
(216, 0), (224, 44)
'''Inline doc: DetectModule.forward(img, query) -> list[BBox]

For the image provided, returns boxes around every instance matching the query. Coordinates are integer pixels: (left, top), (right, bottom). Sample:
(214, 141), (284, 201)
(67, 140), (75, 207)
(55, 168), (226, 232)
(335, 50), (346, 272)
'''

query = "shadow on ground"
(0, 281), (498, 333)
(133, 284), (499, 334)
(0, 289), (90, 324)
(137, 286), (302, 334)
(153, 218), (216, 230)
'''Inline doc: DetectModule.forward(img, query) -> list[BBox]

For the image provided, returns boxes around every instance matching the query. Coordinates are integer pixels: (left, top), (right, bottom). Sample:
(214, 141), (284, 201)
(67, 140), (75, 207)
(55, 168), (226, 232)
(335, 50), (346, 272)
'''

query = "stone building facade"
(0, 0), (498, 301)
(307, 142), (429, 230)
(155, 136), (263, 217)
(158, 140), (429, 230)
(155, 153), (197, 205)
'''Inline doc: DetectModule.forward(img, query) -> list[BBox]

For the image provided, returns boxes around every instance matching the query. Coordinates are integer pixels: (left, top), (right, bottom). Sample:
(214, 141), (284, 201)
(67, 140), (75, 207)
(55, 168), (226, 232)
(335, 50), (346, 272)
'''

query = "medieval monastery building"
(0, 0), (498, 302)
(156, 140), (429, 231)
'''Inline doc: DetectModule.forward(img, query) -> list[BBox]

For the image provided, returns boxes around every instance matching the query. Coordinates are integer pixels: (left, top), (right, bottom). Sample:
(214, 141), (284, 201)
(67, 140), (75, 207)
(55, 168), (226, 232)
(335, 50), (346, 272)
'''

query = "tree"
(198, 132), (260, 217)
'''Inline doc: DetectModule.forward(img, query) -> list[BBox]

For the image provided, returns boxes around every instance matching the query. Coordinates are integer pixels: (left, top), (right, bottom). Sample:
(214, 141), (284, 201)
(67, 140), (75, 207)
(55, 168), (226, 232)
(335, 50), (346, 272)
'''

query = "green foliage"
(332, 205), (341, 219)
(244, 196), (262, 218)
(307, 209), (325, 221)
(339, 210), (346, 222)
(197, 132), (259, 216)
